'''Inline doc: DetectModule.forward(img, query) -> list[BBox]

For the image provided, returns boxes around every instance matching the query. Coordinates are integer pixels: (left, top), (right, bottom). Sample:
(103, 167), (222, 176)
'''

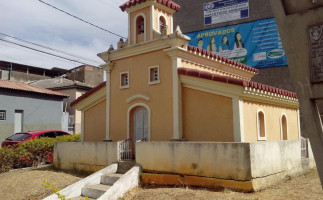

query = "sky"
(0, 0), (128, 70)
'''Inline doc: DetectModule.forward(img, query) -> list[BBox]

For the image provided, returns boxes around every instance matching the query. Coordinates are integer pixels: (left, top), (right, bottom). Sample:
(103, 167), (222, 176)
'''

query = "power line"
(37, 0), (126, 39)
(0, 38), (98, 66)
(0, 32), (102, 65)
(0, 41), (81, 66)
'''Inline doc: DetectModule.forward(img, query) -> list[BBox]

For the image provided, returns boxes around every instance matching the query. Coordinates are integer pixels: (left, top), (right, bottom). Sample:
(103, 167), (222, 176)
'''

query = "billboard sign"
(204, 0), (249, 25)
(186, 18), (288, 68)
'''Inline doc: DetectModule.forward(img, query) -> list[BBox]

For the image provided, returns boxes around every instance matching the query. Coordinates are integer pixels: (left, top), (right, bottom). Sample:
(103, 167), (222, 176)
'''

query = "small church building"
(63, 0), (317, 192)
(71, 0), (300, 146)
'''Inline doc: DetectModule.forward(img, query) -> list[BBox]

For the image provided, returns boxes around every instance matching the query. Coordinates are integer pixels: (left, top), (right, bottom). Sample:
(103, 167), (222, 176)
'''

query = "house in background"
(0, 60), (104, 87)
(0, 61), (104, 133)
(0, 60), (67, 83)
(0, 79), (69, 143)
(30, 65), (104, 133)
(66, 65), (104, 88)
(30, 77), (93, 133)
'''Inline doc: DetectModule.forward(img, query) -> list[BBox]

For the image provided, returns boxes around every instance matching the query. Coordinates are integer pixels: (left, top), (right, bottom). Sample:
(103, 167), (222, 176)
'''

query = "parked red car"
(1, 130), (71, 163)
(1, 130), (71, 148)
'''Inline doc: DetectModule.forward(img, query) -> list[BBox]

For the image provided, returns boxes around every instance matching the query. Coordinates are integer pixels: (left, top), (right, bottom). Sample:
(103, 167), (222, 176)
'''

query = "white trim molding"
(101, 62), (114, 141)
(150, 5), (154, 41)
(105, 70), (111, 141)
(127, 103), (151, 140)
(297, 109), (301, 138)
(81, 111), (84, 142)
(280, 112), (288, 140)
(257, 108), (267, 141)
(233, 97), (245, 142)
(171, 57), (182, 140)
(128, 13), (131, 46)
(126, 94), (151, 104)
(73, 87), (106, 111)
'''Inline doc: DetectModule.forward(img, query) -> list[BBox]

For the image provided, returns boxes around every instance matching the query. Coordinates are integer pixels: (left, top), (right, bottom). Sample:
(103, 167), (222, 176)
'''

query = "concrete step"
(117, 161), (136, 174)
(101, 173), (123, 185)
(69, 196), (96, 200)
(81, 184), (111, 199)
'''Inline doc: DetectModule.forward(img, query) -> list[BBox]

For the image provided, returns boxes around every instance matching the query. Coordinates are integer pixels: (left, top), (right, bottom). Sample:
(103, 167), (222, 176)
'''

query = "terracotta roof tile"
(70, 81), (106, 107)
(187, 45), (259, 74)
(178, 67), (297, 99)
(30, 77), (93, 90)
(120, 0), (180, 12)
(0, 79), (69, 98)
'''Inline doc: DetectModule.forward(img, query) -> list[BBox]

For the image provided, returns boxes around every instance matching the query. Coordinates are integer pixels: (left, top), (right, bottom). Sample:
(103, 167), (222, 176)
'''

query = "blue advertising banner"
(204, 0), (249, 25)
(186, 18), (288, 68)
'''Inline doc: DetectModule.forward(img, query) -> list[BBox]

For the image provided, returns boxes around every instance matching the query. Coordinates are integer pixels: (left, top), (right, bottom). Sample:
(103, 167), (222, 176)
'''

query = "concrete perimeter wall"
(250, 140), (301, 178)
(54, 142), (119, 173)
(136, 142), (251, 181)
(136, 139), (315, 182)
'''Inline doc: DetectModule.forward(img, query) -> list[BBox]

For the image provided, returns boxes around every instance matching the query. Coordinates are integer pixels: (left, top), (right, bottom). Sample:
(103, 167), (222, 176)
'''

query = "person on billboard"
(234, 32), (245, 49)
(197, 38), (204, 49)
(219, 35), (230, 51)
(207, 37), (216, 52)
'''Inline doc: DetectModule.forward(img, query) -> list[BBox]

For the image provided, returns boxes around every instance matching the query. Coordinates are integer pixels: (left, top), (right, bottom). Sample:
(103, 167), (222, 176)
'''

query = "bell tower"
(120, 0), (181, 45)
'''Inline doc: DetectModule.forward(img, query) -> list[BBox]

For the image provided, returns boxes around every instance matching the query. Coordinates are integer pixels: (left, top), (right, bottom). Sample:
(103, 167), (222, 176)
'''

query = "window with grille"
(120, 72), (129, 88)
(0, 110), (6, 121)
(149, 66), (160, 85)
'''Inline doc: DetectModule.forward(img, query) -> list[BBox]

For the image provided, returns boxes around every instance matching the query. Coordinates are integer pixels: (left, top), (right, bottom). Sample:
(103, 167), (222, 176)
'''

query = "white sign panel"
(204, 0), (249, 25)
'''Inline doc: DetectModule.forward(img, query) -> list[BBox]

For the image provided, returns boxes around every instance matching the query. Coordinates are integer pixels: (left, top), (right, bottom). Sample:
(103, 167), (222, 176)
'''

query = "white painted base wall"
(136, 139), (316, 181)
(54, 142), (120, 173)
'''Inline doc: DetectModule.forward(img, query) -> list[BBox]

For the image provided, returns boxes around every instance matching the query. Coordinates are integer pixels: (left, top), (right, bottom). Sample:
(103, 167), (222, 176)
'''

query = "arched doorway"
(128, 104), (150, 158)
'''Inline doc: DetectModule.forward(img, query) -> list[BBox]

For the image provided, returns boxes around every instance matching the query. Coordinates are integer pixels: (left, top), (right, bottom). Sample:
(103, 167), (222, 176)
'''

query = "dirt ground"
(123, 169), (323, 200)
(0, 166), (322, 200)
(0, 165), (88, 200)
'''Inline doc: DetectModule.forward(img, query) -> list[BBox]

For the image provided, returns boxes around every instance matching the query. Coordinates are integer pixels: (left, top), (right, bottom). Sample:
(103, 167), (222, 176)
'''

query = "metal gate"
(119, 139), (133, 160)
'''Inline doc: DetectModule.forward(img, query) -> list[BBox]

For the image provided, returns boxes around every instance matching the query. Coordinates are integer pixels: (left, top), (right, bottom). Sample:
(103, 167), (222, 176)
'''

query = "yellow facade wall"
(182, 87), (234, 142)
(84, 100), (106, 142)
(243, 100), (299, 142)
(109, 50), (173, 141)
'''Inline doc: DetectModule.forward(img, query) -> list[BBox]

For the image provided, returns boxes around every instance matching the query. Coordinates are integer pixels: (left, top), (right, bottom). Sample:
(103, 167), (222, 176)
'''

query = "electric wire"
(0, 33), (102, 65)
(0, 38), (98, 66)
(37, 0), (126, 39)
(0, 41), (80, 66)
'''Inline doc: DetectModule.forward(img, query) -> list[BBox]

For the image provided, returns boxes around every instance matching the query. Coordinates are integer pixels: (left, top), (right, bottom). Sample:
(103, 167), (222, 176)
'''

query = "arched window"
(281, 114), (288, 140)
(136, 16), (145, 34)
(159, 16), (166, 33)
(257, 109), (266, 141)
